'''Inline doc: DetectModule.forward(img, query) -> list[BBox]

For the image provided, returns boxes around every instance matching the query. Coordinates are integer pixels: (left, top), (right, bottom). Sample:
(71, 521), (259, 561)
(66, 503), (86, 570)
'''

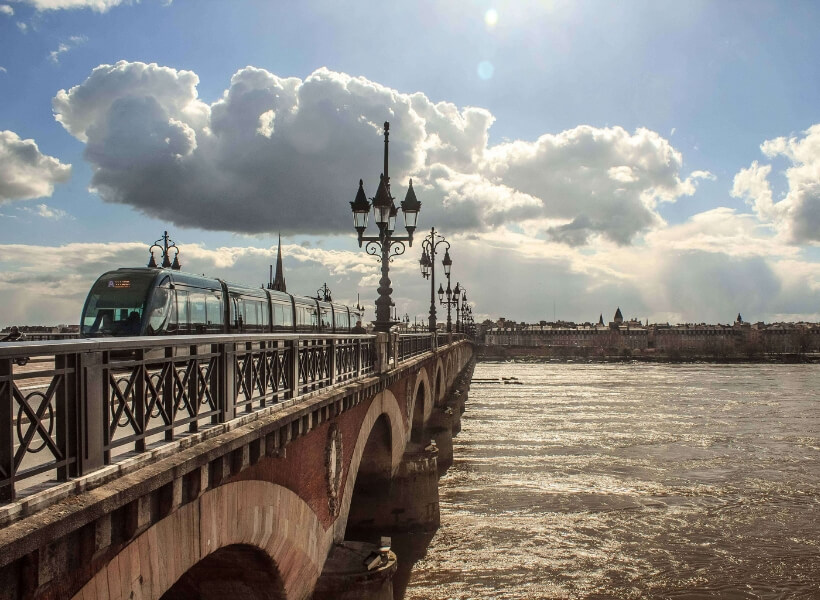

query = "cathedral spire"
(269, 233), (287, 292)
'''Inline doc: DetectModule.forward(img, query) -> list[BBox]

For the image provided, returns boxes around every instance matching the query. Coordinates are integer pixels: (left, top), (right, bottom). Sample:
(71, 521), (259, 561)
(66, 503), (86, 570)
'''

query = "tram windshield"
(81, 272), (156, 336)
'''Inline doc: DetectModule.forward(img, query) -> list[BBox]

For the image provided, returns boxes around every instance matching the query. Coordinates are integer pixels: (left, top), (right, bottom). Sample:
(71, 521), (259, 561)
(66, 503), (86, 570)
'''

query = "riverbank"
(477, 345), (820, 364)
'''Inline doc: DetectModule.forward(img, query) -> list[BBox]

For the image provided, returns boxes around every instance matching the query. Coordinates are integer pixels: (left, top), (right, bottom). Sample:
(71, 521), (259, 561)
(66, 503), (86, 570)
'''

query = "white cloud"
(732, 124), (820, 244)
(0, 66), (7, 73)
(0, 4), (13, 15)
(53, 62), (708, 244)
(16, 21), (26, 31)
(21, 203), (72, 219)
(21, 0), (128, 12)
(49, 35), (87, 64)
(0, 130), (72, 202)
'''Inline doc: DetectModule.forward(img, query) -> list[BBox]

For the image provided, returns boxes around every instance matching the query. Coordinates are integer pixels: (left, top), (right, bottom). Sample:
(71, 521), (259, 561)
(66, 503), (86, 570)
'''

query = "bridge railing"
(0, 331), (460, 502)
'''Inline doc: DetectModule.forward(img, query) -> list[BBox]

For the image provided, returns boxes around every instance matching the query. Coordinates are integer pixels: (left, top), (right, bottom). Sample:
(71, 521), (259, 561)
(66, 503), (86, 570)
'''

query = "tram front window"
(81, 273), (154, 336)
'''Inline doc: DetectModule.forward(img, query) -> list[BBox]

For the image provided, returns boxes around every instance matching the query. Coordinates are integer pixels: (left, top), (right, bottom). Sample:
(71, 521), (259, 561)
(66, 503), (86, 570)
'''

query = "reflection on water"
(400, 362), (820, 599)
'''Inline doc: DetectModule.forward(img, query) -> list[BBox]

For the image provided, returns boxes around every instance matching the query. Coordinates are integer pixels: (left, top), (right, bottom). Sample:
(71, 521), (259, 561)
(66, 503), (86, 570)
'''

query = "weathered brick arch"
(333, 389), (405, 541)
(433, 358), (445, 405)
(70, 481), (332, 600)
(70, 391), (409, 600)
(408, 366), (432, 444)
(446, 352), (456, 388)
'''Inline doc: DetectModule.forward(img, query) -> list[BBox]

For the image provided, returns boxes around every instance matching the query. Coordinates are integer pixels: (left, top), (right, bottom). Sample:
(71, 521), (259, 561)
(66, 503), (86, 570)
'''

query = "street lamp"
(148, 230), (181, 270)
(453, 283), (468, 333)
(316, 283), (332, 302)
(438, 279), (459, 333)
(419, 228), (450, 332)
(350, 122), (421, 332)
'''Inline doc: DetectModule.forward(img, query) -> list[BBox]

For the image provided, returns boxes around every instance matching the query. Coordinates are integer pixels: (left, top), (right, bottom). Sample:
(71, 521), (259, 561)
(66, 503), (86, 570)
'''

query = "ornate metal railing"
(0, 331), (454, 501)
(398, 333), (433, 362)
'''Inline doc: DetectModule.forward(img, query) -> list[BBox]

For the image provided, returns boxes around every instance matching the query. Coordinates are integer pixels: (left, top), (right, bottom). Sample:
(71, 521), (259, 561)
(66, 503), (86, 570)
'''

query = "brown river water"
(399, 362), (820, 599)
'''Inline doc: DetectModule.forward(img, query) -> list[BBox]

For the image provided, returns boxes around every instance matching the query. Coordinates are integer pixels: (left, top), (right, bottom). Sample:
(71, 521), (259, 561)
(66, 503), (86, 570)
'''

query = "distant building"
(483, 309), (820, 355)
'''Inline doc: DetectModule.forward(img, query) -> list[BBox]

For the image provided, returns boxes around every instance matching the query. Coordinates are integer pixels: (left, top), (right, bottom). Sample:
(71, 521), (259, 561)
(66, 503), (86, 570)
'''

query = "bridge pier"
(311, 541), (396, 600)
(429, 407), (454, 474)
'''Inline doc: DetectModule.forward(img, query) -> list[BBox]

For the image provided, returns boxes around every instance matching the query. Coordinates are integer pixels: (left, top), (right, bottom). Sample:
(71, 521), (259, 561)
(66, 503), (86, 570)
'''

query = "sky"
(1, 0), (819, 328)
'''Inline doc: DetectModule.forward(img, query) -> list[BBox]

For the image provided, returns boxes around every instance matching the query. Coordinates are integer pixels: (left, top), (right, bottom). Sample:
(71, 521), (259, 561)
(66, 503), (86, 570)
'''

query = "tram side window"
(295, 304), (318, 331)
(336, 310), (350, 332)
(146, 283), (173, 335)
(244, 299), (259, 329)
(319, 307), (332, 330)
(205, 294), (223, 332)
(260, 300), (269, 329)
(230, 295), (241, 329)
(190, 293), (208, 333)
(281, 302), (293, 328)
(173, 290), (189, 334)
(272, 301), (293, 331)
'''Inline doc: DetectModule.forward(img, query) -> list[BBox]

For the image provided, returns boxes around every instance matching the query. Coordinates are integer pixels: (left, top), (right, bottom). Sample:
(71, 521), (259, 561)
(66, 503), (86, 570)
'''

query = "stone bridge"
(0, 332), (475, 599)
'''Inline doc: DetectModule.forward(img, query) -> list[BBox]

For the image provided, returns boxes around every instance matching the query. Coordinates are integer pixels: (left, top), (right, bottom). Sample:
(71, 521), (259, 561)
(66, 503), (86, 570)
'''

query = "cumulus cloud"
(732, 124), (820, 244)
(0, 130), (72, 202)
(0, 4), (13, 15)
(20, 0), (127, 12)
(54, 62), (707, 244)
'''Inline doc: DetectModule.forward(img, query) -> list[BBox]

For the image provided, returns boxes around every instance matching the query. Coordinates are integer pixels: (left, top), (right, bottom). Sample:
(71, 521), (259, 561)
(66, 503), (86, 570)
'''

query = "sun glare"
(477, 61), (495, 80)
(484, 8), (499, 27)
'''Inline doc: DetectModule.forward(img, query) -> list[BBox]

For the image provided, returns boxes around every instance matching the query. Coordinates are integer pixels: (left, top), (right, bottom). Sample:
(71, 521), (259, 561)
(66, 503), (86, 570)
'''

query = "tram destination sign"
(108, 279), (131, 289)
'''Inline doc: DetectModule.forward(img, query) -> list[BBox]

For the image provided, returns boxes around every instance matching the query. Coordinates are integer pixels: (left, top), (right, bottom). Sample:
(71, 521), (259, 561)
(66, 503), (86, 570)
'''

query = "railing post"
(375, 332), (390, 374)
(78, 351), (106, 473)
(0, 358), (14, 501)
(355, 338), (362, 378)
(56, 353), (76, 481)
(187, 345), (199, 432)
(291, 338), (301, 397)
(134, 350), (146, 452)
(220, 342), (236, 422)
(163, 346), (175, 440)
(329, 337), (337, 384)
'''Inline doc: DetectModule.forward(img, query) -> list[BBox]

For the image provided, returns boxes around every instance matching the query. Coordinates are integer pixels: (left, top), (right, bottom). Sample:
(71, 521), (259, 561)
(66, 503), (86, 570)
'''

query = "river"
(401, 361), (820, 599)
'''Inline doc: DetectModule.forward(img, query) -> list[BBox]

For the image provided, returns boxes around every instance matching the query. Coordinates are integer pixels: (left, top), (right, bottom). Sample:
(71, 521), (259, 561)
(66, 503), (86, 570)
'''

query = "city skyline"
(2, 1), (820, 327)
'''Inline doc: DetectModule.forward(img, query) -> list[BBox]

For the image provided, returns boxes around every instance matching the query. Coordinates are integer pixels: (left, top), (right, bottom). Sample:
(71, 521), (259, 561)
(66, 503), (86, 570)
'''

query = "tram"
(79, 267), (365, 337)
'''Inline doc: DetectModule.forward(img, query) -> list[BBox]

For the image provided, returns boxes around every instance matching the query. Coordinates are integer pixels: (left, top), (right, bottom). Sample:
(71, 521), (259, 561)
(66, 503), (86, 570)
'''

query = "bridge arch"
(433, 358), (445, 405)
(336, 389), (405, 541)
(446, 352), (456, 388)
(161, 544), (286, 600)
(409, 367), (432, 445)
(71, 481), (331, 600)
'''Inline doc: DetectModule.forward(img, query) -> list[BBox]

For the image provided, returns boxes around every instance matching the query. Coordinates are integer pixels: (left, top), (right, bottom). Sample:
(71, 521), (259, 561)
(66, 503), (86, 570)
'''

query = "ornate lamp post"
(316, 283), (333, 302)
(438, 279), (459, 333)
(350, 122), (421, 333)
(148, 231), (181, 270)
(453, 283), (468, 333)
(419, 229), (450, 332)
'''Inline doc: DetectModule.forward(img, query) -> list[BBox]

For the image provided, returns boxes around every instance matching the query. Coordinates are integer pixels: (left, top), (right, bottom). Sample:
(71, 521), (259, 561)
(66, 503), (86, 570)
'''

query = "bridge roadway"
(0, 331), (475, 600)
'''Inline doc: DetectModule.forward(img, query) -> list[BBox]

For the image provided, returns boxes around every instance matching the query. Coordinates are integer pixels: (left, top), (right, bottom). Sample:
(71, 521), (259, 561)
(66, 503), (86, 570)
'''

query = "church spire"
(269, 234), (287, 292)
